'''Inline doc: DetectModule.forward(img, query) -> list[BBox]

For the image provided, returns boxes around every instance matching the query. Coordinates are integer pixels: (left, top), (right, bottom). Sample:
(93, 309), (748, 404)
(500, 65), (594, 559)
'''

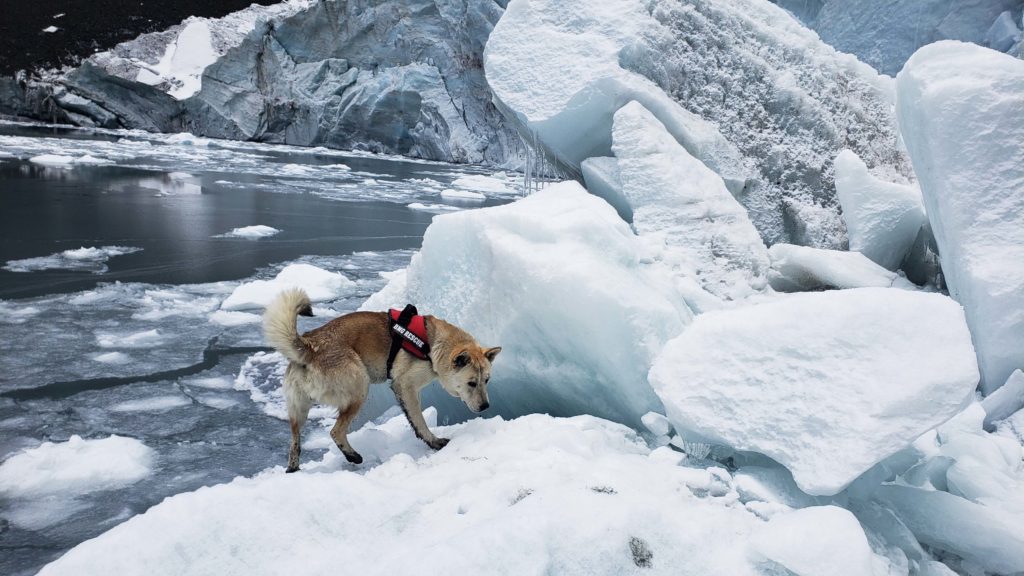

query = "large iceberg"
(649, 288), (979, 495)
(484, 0), (912, 247)
(362, 182), (692, 428)
(611, 101), (769, 302)
(896, 41), (1024, 394)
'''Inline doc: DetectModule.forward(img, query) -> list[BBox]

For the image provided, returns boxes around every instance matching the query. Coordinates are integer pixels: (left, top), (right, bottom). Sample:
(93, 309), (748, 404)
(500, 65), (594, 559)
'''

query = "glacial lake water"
(0, 123), (520, 575)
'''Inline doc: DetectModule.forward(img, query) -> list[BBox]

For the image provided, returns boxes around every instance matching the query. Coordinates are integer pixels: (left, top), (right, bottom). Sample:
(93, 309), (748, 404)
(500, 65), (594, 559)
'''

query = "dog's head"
(437, 344), (501, 413)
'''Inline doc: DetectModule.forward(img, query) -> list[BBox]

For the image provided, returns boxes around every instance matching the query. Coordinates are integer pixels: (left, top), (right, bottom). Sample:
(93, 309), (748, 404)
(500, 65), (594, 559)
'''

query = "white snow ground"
(35, 412), (901, 576)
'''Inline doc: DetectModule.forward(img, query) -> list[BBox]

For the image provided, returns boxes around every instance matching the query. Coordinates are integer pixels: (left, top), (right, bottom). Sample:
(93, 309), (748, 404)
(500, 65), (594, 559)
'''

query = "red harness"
(387, 305), (431, 379)
(388, 307), (430, 360)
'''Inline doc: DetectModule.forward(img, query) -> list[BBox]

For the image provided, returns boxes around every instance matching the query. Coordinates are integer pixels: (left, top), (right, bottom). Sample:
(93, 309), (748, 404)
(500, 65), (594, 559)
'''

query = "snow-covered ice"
(611, 101), (769, 302)
(982, 370), (1024, 430)
(767, 244), (897, 292)
(650, 288), (979, 495)
(896, 41), (1024, 394)
(34, 412), (899, 576)
(0, 436), (153, 498)
(363, 182), (691, 427)
(580, 156), (630, 221)
(220, 263), (355, 311)
(3, 246), (143, 274)
(834, 149), (926, 271)
(213, 225), (281, 239)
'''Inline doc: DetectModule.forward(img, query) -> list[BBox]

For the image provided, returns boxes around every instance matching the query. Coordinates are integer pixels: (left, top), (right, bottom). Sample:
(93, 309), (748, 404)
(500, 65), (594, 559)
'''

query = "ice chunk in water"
(221, 263), (355, 310)
(4, 246), (143, 274)
(213, 225), (281, 239)
(0, 435), (153, 498)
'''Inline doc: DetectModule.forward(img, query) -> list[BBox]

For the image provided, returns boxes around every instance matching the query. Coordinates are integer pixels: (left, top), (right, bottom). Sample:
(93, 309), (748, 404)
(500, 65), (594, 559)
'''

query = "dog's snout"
(480, 402), (490, 411)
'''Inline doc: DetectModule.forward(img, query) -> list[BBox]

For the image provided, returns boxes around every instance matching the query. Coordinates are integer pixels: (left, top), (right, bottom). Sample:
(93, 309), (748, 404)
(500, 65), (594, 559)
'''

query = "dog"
(263, 288), (501, 472)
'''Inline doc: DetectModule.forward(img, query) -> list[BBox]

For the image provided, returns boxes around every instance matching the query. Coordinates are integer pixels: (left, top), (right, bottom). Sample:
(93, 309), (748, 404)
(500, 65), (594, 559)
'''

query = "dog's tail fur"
(264, 288), (314, 365)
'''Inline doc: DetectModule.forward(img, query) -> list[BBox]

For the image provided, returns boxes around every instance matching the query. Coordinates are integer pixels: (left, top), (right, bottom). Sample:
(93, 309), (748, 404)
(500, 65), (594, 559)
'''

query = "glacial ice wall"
(484, 0), (913, 248)
(4, 0), (524, 166)
(774, 0), (1024, 76)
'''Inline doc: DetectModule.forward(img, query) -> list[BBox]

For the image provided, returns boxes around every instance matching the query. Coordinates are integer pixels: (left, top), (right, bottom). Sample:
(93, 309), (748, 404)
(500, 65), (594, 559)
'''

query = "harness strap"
(387, 304), (428, 379)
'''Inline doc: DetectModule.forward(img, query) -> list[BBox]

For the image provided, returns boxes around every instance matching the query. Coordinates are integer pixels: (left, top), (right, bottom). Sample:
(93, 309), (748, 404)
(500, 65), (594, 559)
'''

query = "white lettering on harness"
(392, 324), (425, 348)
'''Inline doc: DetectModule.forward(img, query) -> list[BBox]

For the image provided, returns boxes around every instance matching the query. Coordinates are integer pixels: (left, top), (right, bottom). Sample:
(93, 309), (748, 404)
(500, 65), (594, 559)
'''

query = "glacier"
(896, 41), (1024, 394)
(484, 0), (913, 247)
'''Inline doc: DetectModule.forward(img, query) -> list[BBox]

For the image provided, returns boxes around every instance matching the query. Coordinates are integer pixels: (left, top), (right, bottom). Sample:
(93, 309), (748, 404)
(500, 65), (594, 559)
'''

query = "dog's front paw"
(343, 450), (363, 465)
(427, 437), (450, 451)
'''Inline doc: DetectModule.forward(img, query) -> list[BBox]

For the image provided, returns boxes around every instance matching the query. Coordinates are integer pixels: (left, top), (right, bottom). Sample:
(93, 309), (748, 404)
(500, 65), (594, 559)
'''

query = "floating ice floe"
(214, 225), (281, 239)
(834, 149), (926, 271)
(96, 328), (165, 349)
(28, 153), (114, 167)
(42, 26), (59, 33)
(650, 287), (979, 495)
(33, 412), (900, 576)
(220, 263), (355, 311)
(3, 245), (143, 274)
(767, 244), (897, 292)
(110, 396), (193, 413)
(450, 174), (513, 194)
(896, 40), (1024, 394)
(364, 182), (691, 427)
(439, 188), (486, 201)
(406, 202), (461, 214)
(0, 435), (153, 499)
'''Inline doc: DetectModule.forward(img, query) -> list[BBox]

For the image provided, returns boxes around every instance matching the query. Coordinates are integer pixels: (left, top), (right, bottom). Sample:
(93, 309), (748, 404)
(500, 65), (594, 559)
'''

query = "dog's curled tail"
(264, 288), (314, 365)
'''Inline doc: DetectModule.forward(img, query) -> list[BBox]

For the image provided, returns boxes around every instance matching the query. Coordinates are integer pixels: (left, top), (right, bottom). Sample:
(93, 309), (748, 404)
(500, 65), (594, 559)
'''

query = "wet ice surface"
(0, 124), (521, 575)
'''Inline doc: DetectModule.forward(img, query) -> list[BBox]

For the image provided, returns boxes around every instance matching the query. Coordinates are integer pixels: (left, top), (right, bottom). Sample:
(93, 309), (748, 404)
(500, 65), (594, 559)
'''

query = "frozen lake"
(0, 123), (519, 575)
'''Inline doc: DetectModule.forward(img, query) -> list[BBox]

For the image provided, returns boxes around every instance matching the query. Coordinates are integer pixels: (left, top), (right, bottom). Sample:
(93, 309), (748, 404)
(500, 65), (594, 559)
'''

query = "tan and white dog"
(264, 288), (500, 472)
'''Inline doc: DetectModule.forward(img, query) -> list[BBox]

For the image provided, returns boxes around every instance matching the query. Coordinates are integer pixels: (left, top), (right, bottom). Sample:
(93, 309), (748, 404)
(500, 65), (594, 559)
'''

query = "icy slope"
(37, 412), (897, 576)
(484, 0), (912, 247)
(649, 288), (979, 495)
(896, 41), (1024, 394)
(362, 182), (692, 428)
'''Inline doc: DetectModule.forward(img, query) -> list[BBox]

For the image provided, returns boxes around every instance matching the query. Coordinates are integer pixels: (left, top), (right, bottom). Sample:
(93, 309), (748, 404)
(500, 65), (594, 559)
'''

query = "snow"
(484, 0), (911, 247)
(834, 149), (926, 271)
(750, 506), (877, 576)
(35, 411), (897, 576)
(220, 263), (355, 311)
(214, 225), (281, 239)
(612, 101), (769, 303)
(3, 245), (143, 274)
(0, 436), (153, 499)
(896, 41), (1024, 394)
(650, 288), (979, 495)
(137, 20), (218, 100)
(439, 188), (485, 200)
(767, 244), (897, 292)
(363, 182), (692, 427)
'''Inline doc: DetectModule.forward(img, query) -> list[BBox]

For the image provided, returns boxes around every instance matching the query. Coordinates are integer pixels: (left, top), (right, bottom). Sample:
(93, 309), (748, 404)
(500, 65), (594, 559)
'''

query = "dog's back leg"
(284, 369), (314, 473)
(329, 362), (370, 465)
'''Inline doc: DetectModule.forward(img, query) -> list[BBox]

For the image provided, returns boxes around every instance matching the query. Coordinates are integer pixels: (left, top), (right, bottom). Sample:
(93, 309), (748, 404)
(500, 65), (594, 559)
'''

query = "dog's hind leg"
(329, 365), (370, 465)
(284, 372), (314, 473)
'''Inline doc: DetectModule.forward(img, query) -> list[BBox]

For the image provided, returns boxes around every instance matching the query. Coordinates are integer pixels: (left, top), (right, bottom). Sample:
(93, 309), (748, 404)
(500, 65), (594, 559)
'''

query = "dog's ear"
(453, 351), (470, 369)
(484, 347), (502, 362)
